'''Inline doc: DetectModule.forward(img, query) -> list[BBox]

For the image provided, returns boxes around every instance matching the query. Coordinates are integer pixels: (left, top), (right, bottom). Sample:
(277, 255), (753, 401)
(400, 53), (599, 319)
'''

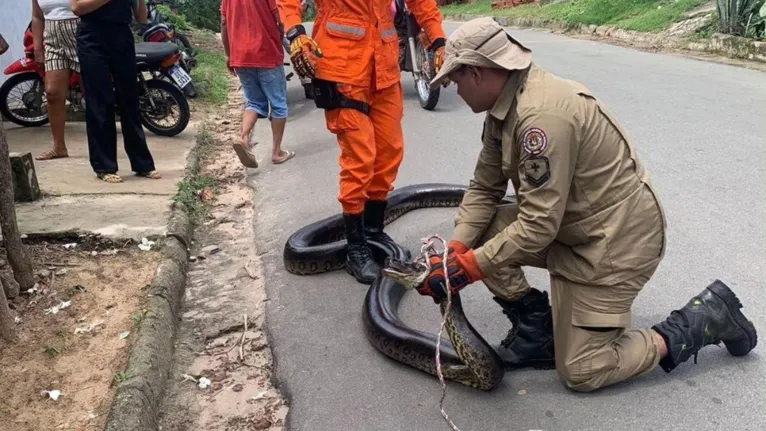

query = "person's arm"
(404, 0), (446, 47)
(219, 0), (235, 74)
(132, 0), (147, 24)
(70, 0), (111, 16)
(31, 0), (46, 66)
(451, 118), (510, 249)
(271, 0), (284, 38)
(471, 108), (579, 277)
(277, 0), (304, 35)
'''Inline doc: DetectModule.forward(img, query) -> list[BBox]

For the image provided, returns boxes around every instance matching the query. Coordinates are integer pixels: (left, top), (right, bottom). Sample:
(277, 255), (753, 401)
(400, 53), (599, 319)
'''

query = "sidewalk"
(5, 120), (197, 240)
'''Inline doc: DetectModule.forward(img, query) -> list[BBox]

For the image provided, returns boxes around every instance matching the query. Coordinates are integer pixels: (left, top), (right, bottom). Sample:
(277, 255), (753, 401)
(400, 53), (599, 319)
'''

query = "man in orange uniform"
(278, 0), (448, 284)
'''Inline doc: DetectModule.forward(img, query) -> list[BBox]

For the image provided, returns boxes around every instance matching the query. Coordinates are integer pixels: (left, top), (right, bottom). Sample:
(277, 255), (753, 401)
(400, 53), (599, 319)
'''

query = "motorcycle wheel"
(413, 37), (440, 111)
(139, 79), (190, 137)
(174, 33), (196, 57)
(0, 72), (50, 127)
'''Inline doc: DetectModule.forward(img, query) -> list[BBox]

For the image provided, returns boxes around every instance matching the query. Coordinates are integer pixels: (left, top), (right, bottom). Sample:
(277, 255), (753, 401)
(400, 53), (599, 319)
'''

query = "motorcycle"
(0, 27), (191, 137)
(393, 0), (441, 110)
(134, 0), (198, 97)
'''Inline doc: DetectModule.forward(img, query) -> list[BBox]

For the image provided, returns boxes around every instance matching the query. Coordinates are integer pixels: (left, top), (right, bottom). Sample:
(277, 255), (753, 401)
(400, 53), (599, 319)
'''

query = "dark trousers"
(76, 21), (155, 174)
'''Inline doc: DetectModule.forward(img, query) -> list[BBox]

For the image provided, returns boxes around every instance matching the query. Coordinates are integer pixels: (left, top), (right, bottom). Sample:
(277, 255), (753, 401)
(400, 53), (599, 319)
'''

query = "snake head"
(381, 257), (430, 290)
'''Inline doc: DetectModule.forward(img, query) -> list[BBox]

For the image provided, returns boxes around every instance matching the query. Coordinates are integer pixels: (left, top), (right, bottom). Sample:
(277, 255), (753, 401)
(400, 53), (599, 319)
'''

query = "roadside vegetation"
(441, 0), (766, 37)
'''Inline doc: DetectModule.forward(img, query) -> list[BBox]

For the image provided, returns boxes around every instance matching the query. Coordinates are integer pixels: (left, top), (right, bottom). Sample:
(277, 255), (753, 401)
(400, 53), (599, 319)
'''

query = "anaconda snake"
(283, 183), (510, 390)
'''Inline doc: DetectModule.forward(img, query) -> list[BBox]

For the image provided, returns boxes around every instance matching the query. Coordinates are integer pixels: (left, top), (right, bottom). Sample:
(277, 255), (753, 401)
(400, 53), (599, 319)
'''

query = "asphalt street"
(248, 21), (766, 431)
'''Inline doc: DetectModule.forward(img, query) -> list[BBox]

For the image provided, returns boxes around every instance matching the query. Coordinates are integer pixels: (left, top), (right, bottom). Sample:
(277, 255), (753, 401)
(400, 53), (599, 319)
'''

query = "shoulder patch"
(521, 127), (548, 156)
(523, 156), (551, 187)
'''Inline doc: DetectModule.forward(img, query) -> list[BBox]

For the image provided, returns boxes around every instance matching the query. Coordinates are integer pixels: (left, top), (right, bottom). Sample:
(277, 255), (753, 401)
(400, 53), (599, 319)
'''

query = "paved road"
(248, 22), (766, 431)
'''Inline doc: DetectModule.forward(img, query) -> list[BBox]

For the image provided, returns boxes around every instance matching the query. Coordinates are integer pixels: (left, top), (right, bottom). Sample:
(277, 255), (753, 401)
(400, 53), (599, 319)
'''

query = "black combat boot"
(652, 279), (757, 372)
(363, 200), (399, 249)
(493, 288), (556, 371)
(343, 213), (382, 285)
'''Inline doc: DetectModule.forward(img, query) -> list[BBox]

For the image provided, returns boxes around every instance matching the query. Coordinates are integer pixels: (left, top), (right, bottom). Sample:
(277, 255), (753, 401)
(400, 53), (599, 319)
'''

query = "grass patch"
(173, 174), (216, 226)
(441, 0), (709, 32)
(172, 123), (220, 226)
(190, 49), (229, 105)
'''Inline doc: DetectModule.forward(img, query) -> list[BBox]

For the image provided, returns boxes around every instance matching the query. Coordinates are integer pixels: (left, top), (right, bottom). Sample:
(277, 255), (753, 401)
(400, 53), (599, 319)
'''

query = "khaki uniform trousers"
(472, 203), (663, 392)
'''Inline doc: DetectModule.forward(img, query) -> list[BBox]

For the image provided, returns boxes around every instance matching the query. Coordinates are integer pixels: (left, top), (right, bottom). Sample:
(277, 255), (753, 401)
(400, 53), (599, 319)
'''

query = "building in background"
(0, 1), (33, 86)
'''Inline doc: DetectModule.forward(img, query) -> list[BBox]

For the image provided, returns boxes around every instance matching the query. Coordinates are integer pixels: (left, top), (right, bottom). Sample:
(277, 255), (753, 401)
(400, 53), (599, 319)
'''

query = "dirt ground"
(0, 239), (160, 431)
(157, 78), (288, 431)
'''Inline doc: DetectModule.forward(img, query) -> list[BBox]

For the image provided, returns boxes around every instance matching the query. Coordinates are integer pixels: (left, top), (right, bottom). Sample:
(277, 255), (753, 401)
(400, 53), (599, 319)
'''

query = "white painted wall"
(1, 0), (33, 85)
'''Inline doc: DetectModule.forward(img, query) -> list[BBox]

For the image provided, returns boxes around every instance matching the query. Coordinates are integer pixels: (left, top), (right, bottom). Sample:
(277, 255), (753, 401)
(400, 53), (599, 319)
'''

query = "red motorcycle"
(0, 25), (191, 137)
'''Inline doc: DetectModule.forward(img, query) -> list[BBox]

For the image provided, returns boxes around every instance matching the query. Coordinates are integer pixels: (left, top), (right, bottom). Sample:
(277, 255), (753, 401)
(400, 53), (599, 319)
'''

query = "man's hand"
(419, 34), (449, 87)
(416, 241), (484, 302)
(34, 46), (45, 69)
(285, 25), (322, 79)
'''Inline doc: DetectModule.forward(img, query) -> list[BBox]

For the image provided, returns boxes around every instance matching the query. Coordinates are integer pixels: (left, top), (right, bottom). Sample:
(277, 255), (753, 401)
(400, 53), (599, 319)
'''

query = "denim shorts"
(235, 66), (288, 119)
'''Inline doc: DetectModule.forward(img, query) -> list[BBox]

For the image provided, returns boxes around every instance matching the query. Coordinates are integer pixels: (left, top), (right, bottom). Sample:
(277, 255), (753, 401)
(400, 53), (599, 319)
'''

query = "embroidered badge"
(523, 156), (551, 187)
(521, 127), (548, 156)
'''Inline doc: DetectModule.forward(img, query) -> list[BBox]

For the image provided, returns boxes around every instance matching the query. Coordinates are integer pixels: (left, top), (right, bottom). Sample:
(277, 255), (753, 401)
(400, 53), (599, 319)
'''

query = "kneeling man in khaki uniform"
(419, 17), (758, 392)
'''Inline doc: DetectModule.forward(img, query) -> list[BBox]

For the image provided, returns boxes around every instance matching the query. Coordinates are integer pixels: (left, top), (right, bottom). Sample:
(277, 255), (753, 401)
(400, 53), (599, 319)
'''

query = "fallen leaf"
(45, 300), (72, 315)
(252, 391), (268, 400)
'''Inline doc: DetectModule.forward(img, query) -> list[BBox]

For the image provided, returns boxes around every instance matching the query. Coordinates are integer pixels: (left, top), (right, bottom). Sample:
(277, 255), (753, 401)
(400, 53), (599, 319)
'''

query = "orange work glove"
(417, 240), (485, 302)
(419, 35), (449, 87)
(286, 25), (323, 79)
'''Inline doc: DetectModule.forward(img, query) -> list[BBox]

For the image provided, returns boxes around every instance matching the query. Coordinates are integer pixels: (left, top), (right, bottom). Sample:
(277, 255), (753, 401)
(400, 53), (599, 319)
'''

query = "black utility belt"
(311, 79), (370, 115)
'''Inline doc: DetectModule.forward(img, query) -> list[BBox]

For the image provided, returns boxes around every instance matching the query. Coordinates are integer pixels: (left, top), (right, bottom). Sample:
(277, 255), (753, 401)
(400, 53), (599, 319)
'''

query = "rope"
(420, 234), (463, 431)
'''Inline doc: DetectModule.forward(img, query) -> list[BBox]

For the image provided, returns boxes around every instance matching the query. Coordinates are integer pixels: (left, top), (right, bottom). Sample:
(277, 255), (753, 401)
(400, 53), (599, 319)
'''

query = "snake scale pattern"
(283, 183), (512, 390)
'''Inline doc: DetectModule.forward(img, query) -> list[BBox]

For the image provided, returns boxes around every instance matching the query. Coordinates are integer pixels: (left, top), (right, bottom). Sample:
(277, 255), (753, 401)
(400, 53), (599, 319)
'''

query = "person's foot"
(493, 289), (556, 371)
(36, 149), (68, 160)
(233, 142), (259, 168)
(136, 170), (162, 179)
(96, 173), (123, 183)
(653, 279), (757, 373)
(272, 149), (296, 165)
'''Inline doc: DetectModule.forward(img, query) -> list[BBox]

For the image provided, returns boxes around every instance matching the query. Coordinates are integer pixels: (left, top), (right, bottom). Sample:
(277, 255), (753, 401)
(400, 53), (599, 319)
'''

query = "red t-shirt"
(220, 0), (284, 68)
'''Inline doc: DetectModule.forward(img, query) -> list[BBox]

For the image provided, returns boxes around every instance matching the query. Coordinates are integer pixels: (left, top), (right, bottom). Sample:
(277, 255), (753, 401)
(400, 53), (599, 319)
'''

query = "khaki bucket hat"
(430, 17), (532, 89)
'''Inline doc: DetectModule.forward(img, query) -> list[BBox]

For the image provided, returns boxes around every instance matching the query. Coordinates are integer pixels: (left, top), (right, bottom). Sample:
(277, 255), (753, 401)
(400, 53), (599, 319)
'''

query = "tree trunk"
(0, 121), (34, 290)
(0, 274), (18, 342)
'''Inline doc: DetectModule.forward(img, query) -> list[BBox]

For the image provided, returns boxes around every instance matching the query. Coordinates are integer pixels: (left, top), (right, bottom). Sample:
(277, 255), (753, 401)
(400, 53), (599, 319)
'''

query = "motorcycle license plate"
(169, 64), (192, 88)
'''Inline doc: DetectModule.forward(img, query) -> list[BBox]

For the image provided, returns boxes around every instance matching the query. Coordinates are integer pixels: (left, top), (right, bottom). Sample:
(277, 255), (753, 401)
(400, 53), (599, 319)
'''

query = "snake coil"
(283, 183), (510, 390)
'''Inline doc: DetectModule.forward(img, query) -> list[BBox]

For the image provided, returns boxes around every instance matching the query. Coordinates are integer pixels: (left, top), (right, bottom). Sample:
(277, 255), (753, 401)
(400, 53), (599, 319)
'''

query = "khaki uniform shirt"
(453, 65), (667, 286)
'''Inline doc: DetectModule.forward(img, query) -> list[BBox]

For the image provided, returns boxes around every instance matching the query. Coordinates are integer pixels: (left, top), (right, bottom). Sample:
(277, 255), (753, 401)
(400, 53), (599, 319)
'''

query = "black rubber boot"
(652, 279), (757, 372)
(363, 200), (399, 249)
(343, 213), (382, 285)
(493, 288), (556, 371)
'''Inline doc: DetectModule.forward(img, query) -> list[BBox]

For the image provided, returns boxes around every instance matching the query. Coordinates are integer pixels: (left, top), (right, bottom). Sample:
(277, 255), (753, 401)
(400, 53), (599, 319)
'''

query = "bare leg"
(37, 68), (72, 160)
(652, 329), (668, 357)
(241, 110), (258, 148)
(270, 117), (290, 162)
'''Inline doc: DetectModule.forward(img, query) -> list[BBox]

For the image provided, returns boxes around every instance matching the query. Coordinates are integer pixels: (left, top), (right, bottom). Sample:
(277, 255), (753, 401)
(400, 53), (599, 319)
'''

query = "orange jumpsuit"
(278, 0), (446, 214)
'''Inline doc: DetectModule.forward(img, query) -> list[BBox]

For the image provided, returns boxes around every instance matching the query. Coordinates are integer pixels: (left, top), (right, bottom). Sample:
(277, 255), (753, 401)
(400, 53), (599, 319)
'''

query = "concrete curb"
(103, 135), (201, 431)
(444, 14), (766, 64)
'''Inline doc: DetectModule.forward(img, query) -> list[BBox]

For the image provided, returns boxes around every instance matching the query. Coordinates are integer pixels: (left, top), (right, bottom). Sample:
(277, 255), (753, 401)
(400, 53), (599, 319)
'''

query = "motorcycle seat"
(134, 42), (179, 66)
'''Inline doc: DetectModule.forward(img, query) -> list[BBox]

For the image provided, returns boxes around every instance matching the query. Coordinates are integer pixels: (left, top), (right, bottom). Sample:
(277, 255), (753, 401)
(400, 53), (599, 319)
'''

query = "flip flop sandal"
(232, 142), (259, 168)
(137, 170), (162, 179)
(36, 149), (68, 161)
(272, 150), (296, 165)
(97, 173), (123, 183)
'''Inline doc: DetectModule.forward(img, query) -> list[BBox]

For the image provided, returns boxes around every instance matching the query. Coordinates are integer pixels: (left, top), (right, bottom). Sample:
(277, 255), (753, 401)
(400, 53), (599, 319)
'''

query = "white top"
(38, 0), (78, 20)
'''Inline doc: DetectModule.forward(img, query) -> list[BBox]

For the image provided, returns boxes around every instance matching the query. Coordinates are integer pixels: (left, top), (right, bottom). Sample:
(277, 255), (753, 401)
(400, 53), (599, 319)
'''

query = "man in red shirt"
(221, 0), (296, 168)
